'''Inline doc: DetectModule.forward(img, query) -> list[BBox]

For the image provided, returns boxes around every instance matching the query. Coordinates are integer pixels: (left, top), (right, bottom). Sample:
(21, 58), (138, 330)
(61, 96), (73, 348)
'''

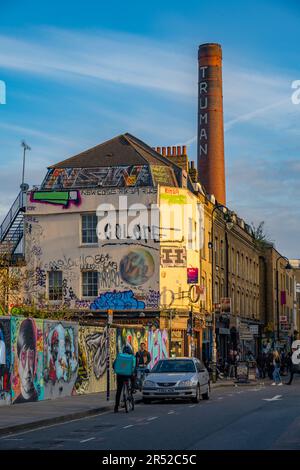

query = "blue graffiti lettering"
(90, 290), (145, 310)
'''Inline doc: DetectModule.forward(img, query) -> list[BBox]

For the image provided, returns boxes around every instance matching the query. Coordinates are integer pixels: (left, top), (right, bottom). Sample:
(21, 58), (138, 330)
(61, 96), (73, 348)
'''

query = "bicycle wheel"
(123, 384), (129, 413)
(128, 388), (135, 411)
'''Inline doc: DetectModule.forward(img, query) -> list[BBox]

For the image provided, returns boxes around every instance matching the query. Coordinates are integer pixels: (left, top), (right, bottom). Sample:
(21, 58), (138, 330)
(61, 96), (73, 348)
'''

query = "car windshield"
(151, 360), (196, 373)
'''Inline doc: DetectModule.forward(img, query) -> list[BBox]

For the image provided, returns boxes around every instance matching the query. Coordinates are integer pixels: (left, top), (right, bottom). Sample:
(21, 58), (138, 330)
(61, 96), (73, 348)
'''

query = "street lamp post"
(209, 203), (234, 383)
(275, 255), (292, 345)
(21, 141), (31, 191)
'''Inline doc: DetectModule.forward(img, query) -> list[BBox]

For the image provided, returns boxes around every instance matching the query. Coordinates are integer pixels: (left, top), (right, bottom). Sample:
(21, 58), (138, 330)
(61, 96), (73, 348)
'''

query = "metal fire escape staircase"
(0, 191), (26, 259)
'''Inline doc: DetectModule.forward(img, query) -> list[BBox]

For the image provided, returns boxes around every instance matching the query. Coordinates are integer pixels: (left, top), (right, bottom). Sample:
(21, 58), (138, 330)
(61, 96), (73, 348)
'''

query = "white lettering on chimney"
(200, 128), (207, 140)
(199, 97), (208, 109)
(200, 82), (208, 94)
(199, 114), (207, 124)
(200, 66), (208, 79)
(200, 144), (207, 156)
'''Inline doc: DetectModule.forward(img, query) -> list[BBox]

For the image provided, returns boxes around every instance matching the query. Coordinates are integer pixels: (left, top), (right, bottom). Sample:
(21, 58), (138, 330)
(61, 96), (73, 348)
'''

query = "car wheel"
(192, 384), (200, 403)
(143, 398), (151, 404)
(202, 383), (210, 400)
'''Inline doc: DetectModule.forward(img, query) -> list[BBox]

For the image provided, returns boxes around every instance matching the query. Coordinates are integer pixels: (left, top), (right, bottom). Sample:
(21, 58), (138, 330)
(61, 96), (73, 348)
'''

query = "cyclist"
(113, 345), (136, 413)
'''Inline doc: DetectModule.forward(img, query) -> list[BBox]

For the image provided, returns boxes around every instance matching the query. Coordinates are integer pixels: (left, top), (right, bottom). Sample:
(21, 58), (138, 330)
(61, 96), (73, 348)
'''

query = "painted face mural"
(44, 321), (78, 399)
(119, 249), (155, 286)
(0, 318), (11, 406)
(11, 317), (44, 404)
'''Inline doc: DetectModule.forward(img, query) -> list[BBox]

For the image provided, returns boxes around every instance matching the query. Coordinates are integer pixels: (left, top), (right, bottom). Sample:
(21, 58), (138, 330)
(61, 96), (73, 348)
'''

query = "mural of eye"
(119, 249), (155, 286)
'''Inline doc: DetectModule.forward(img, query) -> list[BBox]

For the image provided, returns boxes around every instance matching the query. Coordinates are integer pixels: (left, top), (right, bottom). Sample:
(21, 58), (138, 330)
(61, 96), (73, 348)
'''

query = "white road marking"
(123, 425), (134, 429)
(80, 437), (95, 443)
(2, 438), (23, 441)
(0, 409), (112, 440)
(147, 417), (158, 421)
(217, 397), (224, 400)
(263, 395), (282, 402)
(168, 411), (175, 415)
(189, 405), (196, 408)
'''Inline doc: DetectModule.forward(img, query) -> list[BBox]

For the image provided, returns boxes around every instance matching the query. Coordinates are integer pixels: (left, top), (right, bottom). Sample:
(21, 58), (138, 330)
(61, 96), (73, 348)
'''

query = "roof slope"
(49, 133), (180, 169)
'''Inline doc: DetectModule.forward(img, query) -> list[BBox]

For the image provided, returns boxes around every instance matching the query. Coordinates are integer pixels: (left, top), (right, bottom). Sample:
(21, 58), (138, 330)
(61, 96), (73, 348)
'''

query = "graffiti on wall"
(160, 247), (187, 267)
(11, 317), (44, 404)
(90, 290), (145, 310)
(116, 328), (148, 355)
(0, 318), (11, 405)
(42, 166), (152, 190)
(119, 249), (155, 286)
(30, 190), (81, 209)
(147, 328), (169, 369)
(150, 165), (177, 187)
(43, 321), (78, 399)
(74, 327), (116, 395)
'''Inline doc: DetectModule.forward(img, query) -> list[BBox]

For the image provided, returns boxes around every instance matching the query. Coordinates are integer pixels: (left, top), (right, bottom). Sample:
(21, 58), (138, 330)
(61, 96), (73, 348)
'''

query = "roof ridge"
(49, 133), (127, 168)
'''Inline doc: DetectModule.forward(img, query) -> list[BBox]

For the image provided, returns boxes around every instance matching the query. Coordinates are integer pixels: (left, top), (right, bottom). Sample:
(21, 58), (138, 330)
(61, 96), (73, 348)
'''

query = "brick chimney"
(197, 43), (226, 205)
(188, 161), (198, 183)
(155, 145), (189, 173)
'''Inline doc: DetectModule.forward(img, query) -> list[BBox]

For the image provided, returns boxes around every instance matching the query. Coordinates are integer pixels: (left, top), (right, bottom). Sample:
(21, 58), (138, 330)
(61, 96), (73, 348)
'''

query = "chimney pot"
(172, 146), (176, 155)
(167, 146), (171, 156)
(182, 145), (187, 155)
(156, 147), (161, 154)
(177, 146), (181, 155)
(162, 147), (166, 156)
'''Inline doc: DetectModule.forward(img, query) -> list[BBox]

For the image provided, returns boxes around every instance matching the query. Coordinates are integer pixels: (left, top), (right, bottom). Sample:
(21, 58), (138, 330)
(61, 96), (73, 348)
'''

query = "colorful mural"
(116, 327), (148, 355)
(0, 317), (11, 406)
(41, 166), (152, 190)
(147, 328), (169, 369)
(119, 249), (155, 286)
(90, 290), (145, 310)
(74, 326), (116, 395)
(11, 317), (44, 404)
(30, 190), (81, 208)
(43, 321), (78, 399)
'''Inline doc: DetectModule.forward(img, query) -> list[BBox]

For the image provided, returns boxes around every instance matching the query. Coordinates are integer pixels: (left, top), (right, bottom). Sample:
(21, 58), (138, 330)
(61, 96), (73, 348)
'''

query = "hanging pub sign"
(187, 267), (199, 284)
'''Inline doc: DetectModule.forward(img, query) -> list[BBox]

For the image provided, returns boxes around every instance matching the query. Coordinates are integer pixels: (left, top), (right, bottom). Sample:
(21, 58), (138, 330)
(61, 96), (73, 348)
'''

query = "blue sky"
(0, 0), (300, 256)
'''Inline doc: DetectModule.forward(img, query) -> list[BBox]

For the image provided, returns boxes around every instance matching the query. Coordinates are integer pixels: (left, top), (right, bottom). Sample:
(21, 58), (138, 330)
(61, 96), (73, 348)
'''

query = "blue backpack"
(114, 353), (136, 376)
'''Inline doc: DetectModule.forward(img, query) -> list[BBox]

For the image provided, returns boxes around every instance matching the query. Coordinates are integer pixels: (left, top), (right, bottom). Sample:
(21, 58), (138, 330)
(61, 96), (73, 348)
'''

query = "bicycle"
(121, 378), (135, 413)
(136, 365), (148, 391)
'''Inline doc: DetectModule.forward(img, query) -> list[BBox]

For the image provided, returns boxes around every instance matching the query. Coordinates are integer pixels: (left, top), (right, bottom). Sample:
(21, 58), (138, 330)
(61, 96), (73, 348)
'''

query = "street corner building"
(0, 44), (298, 370)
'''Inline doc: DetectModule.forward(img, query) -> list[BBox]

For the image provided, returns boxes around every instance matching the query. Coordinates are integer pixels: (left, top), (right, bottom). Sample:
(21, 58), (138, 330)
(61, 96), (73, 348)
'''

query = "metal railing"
(0, 191), (26, 241)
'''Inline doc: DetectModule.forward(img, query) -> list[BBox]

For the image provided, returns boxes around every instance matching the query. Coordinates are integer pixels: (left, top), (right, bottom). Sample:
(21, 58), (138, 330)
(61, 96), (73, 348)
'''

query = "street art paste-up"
(11, 317), (44, 404)
(147, 328), (169, 369)
(30, 190), (81, 209)
(43, 321), (78, 399)
(160, 247), (187, 267)
(90, 290), (145, 310)
(119, 249), (155, 286)
(74, 326), (116, 394)
(0, 317), (11, 405)
(116, 327), (148, 355)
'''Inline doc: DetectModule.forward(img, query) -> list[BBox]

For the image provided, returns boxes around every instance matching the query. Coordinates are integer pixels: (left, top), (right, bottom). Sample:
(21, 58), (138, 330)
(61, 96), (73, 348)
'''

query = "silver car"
(142, 357), (210, 404)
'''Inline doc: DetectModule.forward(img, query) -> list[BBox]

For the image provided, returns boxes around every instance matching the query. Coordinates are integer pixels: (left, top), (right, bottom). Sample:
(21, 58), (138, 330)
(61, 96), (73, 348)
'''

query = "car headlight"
(143, 380), (156, 387)
(178, 380), (195, 387)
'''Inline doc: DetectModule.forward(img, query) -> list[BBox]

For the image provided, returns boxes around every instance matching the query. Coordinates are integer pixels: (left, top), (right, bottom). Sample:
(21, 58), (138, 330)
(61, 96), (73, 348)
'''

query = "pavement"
(0, 378), (264, 437)
(1, 377), (300, 450)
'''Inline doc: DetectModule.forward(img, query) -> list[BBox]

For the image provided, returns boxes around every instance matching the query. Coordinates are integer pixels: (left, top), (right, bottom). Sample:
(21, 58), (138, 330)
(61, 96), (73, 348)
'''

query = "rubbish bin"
(235, 361), (249, 383)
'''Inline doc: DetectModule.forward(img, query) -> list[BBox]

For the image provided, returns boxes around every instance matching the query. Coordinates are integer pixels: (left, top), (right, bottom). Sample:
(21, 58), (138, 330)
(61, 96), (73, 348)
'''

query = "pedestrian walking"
(227, 349), (235, 379)
(272, 350), (283, 386)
